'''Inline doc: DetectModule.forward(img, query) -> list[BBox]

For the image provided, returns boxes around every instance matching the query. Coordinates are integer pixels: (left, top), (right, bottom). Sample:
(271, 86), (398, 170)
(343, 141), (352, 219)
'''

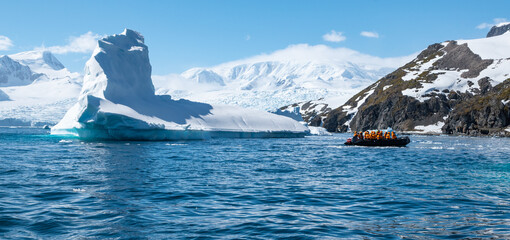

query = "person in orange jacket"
(391, 131), (397, 139)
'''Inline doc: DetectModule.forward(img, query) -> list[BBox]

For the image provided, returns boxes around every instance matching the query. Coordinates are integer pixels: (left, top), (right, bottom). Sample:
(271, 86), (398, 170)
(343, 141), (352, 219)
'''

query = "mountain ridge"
(155, 44), (413, 111)
(322, 29), (510, 136)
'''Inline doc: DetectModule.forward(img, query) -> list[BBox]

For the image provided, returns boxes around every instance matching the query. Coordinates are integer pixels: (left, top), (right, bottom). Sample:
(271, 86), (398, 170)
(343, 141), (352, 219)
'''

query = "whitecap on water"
(165, 143), (187, 146)
(58, 139), (73, 143)
(73, 188), (86, 192)
(430, 146), (455, 150)
(326, 145), (345, 149)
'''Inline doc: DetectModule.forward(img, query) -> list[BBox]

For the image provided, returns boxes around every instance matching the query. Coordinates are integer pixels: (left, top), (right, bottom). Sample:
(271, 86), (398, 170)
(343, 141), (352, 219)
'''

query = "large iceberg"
(51, 29), (309, 140)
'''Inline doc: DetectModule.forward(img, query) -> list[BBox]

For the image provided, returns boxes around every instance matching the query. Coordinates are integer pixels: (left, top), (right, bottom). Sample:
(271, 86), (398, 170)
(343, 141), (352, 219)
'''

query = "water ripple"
(0, 128), (510, 238)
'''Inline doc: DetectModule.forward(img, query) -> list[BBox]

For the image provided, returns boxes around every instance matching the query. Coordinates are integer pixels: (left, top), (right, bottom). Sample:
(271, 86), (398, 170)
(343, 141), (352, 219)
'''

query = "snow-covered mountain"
(323, 24), (510, 136)
(0, 55), (40, 87)
(0, 51), (81, 126)
(52, 29), (308, 140)
(154, 44), (413, 112)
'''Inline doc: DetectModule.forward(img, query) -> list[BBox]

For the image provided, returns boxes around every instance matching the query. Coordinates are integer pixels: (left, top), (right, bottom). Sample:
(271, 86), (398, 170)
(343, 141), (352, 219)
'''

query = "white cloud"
(360, 31), (379, 38)
(322, 30), (346, 43)
(476, 18), (509, 29)
(246, 34), (251, 41)
(36, 32), (102, 54)
(0, 36), (13, 51)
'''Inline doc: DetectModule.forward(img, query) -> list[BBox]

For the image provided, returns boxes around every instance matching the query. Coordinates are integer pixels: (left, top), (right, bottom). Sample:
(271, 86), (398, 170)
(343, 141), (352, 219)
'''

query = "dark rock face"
(417, 43), (443, 59)
(443, 79), (510, 136)
(322, 109), (352, 132)
(475, 77), (493, 95)
(487, 23), (510, 37)
(349, 94), (453, 131)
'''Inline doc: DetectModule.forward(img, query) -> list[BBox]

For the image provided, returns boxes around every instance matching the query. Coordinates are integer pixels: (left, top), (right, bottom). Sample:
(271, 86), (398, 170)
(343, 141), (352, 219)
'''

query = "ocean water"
(1, 128), (510, 239)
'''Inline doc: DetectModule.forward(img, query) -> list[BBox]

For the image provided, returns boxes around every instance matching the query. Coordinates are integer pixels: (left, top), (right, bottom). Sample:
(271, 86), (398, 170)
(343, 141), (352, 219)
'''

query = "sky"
(0, 0), (509, 75)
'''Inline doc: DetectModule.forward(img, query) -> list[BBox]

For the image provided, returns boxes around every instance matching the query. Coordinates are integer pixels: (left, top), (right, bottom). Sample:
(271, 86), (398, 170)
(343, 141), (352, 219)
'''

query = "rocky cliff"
(443, 79), (510, 136)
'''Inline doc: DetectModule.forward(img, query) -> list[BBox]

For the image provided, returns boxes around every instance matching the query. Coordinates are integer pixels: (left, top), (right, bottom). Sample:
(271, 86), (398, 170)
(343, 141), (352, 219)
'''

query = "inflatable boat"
(344, 136), (410, 147)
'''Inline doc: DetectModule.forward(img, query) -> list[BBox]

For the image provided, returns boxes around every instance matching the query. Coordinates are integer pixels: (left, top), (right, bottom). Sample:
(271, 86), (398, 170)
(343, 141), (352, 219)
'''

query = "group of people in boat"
(353, 130), (397, 141)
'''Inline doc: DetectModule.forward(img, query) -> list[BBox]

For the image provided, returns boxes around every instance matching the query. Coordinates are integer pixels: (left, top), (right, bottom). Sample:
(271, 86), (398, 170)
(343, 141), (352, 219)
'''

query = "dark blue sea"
(1, 127), (510, 239)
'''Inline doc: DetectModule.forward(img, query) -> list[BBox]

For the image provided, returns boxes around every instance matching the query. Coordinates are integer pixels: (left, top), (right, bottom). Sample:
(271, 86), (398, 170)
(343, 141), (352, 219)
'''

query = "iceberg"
(51, 29), (309, 140)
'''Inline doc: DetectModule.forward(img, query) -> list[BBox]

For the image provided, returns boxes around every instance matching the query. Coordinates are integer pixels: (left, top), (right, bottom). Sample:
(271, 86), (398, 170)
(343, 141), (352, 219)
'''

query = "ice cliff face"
(52, 29), (308, 140)
(323, 30), (510, 136)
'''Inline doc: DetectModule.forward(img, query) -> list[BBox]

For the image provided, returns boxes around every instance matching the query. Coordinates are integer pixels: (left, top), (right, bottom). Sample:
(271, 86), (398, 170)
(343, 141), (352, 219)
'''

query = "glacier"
(51, 29), (309, 140)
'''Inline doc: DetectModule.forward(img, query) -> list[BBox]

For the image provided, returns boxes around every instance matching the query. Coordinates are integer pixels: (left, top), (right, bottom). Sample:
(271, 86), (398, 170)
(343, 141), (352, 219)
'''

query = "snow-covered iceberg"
(51, 29), (309, 140)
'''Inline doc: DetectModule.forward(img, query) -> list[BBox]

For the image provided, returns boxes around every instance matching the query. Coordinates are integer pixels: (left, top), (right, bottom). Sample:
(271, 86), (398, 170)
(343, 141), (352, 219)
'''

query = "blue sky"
(0, 0), (508, 74)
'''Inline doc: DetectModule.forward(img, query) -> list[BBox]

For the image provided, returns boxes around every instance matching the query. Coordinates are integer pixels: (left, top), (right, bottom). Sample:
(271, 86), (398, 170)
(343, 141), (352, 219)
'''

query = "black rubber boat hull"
(344, 136), (410, 147)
